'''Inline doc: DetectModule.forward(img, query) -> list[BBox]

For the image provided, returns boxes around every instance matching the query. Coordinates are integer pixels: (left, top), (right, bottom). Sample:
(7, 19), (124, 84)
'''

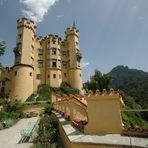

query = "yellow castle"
(0, 18), (83, 102)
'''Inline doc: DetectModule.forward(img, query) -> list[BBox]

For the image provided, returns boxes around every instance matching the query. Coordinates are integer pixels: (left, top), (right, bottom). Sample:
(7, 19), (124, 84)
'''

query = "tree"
(0, 41), (5, 56)
(85, 69), (112, 91)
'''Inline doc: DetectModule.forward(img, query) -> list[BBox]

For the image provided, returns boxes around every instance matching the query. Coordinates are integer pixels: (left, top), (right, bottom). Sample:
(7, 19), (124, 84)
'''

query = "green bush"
(26, 83), (80, 104)
(0, 98), (24, 130)
(33, 105), (62, 147)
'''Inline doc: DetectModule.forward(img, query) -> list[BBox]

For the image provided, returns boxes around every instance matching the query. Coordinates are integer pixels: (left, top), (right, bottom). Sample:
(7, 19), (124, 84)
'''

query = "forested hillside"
(84, 66), (148, 126)
(110, 65), (148, 109)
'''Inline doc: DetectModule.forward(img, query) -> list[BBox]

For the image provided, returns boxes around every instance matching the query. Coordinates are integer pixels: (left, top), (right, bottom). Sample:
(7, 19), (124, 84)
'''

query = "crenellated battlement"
(65, 27), (79, 38)
(17, 18), (36, 34)
(41, 34), (62, 44)
(86, 89), (121, 98)
(4, 67), (12, 73)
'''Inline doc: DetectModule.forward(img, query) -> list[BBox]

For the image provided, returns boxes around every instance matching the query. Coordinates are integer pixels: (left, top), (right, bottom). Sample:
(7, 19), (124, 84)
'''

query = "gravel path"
(0, 117), (38, 148)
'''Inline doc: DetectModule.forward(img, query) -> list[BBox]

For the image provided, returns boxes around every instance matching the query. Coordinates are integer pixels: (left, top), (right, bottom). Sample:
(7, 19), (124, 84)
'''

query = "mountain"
(110, 65), (148, 109)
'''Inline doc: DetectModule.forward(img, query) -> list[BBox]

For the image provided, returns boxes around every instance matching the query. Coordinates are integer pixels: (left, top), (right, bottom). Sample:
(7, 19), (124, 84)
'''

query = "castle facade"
(0, 18), (83, 102)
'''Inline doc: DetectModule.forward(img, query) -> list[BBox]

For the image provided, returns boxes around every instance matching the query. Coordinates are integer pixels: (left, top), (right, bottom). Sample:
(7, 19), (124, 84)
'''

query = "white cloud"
(81, 61), (90, 68)
(19, 0), (59, 23)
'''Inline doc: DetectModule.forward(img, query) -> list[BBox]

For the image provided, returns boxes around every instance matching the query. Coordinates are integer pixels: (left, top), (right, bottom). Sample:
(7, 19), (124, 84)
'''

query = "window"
(53, 74), (56, 78)
(38, 60), (43, 68)
(52, 39), (56, 44)
(14, 71), (17, 76)
(38, 49), (43, 56)
(80, 73), (81, 77)
(30, 72), (32, 76)
(47, 74), (50, 78)
(62, 61), (69, 68)
(36, 74), (41, 79)
(62, 61), (68, 68)
(1, 87), (5, 93)
(59, 74), (61, 79)
(2, 81), (5, 86)
(52, 59), (57, 68)
(64, 73), (66, 77)
(62, 50), (69, 57)
(52, 48), (56, 55)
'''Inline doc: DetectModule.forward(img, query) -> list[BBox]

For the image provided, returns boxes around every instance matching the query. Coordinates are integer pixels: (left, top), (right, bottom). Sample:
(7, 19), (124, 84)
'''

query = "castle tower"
(65, 27), (83, 90)
(10, 18), (36, 102)
(42, 34), (62, 87)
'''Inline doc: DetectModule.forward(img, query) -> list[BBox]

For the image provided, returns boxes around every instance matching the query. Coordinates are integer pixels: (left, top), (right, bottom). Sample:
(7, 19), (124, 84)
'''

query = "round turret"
(63, 26), (83, 90)
(10, 64), (34, 102)
(15, 18), (36, 66)
(65, 27), (79, 38)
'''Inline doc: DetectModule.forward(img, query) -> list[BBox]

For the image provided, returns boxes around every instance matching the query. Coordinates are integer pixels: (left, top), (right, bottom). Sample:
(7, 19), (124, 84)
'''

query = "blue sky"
(0, 0), (148, 81)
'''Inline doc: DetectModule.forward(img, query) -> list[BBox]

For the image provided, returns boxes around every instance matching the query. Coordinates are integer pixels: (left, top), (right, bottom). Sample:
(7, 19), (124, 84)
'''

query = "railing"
(20, 117), (40, 143)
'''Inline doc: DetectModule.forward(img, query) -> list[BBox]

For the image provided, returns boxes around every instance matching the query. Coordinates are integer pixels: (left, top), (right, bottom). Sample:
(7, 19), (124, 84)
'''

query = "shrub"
(44, 105), (52, 115)
(0, 98), (24, 130)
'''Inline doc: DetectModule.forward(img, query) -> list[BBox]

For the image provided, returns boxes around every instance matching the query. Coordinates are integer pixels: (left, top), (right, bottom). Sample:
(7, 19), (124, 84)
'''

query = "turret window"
(53, 74), (56, 78)
(64, 73), (67, 77)
(52, 59), (57, 68)
(36, 74), (41, 79)
(52, 48), (56, 55)
(38, 60), (43, 68)
(62, 50), (69, 57)
(38, 49), (43, 56)
(62, 61), (69, 68)
(14, 71), (17, 76)
(2, 81), (5, 86)
(59, 74), (61, 79)
(52, 39), (56, 44)
(30, 72), (32, 76)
